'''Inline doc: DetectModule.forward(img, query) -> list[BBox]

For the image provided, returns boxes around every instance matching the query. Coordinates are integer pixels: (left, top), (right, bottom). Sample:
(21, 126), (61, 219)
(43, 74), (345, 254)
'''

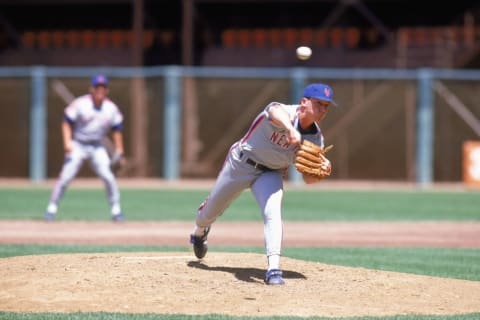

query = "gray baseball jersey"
(237, 102), (324, 169)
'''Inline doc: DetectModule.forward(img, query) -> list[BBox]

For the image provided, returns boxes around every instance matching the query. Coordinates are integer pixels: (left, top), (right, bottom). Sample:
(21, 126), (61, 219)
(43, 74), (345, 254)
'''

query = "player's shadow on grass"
(187, 261), (306, 283)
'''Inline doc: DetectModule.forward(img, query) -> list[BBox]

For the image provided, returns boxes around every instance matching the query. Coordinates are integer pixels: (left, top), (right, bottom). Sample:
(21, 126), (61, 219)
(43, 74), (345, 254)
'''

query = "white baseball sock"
(111, 203), (121, 215)
(192, 226), (207, 237)
(267, 254), (280, 271)
(47, 203), (57, 214)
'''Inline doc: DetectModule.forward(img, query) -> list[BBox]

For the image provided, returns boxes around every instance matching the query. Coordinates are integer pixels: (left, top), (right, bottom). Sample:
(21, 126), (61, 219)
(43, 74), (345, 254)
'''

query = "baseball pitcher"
(190, 83), (335, 285)
(44, 75), (126, 222)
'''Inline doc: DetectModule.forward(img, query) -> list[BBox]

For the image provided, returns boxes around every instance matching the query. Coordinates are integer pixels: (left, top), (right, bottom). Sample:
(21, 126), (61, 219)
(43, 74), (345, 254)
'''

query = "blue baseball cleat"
(265, 269), (285, 285)
(44, 212), (55, 222)
(112, 212), (125, 222)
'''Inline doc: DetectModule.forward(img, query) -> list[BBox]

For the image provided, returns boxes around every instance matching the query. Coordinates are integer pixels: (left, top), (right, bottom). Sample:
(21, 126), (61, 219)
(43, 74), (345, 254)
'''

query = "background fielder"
(44, 75), (126, 222)
(190, 83), (336, 285)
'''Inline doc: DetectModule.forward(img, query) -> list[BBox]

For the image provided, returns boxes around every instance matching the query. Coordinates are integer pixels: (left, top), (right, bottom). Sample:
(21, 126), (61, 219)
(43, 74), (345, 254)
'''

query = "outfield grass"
(1, 188), (479, 221)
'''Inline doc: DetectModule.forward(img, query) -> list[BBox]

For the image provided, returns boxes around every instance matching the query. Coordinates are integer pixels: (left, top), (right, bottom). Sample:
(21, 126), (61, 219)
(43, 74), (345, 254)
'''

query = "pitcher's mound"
(1, 252), (479, 317)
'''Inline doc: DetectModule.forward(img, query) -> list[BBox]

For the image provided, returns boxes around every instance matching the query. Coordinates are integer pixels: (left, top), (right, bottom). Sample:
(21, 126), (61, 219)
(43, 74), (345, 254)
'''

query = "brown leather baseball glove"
(295, 140), (333, 179)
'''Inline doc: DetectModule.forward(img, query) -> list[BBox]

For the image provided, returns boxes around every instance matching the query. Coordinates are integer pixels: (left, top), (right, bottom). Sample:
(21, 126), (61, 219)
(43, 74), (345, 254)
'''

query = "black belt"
(76, 140), (101, 145)
(240, 152), (273, 171)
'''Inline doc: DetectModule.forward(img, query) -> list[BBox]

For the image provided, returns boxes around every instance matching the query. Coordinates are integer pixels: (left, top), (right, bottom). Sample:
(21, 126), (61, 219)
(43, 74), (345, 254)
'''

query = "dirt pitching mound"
(1, 252), (480, 318)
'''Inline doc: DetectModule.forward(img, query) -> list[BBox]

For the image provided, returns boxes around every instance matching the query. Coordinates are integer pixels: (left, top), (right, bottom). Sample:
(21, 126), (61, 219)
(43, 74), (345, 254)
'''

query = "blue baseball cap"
(91, 74), (108, 87)
(303, 83), (337, 106)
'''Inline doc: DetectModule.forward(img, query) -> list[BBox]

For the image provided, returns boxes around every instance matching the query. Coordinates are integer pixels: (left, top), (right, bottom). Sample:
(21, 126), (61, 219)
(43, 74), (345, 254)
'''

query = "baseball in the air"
(296, 46), (312, 60)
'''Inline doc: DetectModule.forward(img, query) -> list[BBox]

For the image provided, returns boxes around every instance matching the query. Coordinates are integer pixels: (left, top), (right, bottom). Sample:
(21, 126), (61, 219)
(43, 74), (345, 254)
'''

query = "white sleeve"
(111, 104), (124, 127)
(64, 99), (79, 121)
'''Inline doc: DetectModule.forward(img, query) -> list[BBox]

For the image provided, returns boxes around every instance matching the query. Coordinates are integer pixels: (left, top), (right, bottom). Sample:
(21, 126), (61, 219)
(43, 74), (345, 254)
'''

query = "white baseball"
(296, 46), (312, 60)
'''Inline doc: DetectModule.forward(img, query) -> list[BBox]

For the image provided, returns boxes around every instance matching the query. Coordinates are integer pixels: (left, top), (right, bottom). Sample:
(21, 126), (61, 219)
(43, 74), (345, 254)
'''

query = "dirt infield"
(0, 220), (480, 247)
(1, 220), (480, 317)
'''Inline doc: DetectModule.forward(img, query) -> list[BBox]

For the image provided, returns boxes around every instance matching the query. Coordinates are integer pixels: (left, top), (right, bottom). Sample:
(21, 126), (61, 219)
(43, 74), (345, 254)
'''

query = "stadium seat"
(222, 29), (235, 48)
(22, 32), (35, 49)
(81, 30), (95, 49)
(252, 29), (267, 48)
(345, 27), (360, 49)
(413, 28), (427, 46)
(283, 28), (297, 48)
(330, 28), (343, 48)
(237, 29), (249, 48)
(315, 29), (327, 48)
(96, 30), (109, 48)
(111, 30), (125, 48)
(268, 28), (282, 48)
(51, 31), (64, 49)
(298, 28), (314, 47)
(37, 31), (50, 49)
(65, 30), (81, 49)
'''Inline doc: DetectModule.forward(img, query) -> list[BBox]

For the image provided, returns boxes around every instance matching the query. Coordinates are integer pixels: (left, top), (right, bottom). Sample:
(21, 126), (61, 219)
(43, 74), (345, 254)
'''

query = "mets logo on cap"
(324, 87), (331, 98)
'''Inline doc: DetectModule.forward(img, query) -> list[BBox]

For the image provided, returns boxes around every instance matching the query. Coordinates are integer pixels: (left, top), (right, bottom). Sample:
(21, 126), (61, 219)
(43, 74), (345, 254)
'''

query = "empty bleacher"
(205, 26), (480, 68)
(20, 29), (158, 50)
(2, 25), (480, 68)
(220, 27), (372, 50)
